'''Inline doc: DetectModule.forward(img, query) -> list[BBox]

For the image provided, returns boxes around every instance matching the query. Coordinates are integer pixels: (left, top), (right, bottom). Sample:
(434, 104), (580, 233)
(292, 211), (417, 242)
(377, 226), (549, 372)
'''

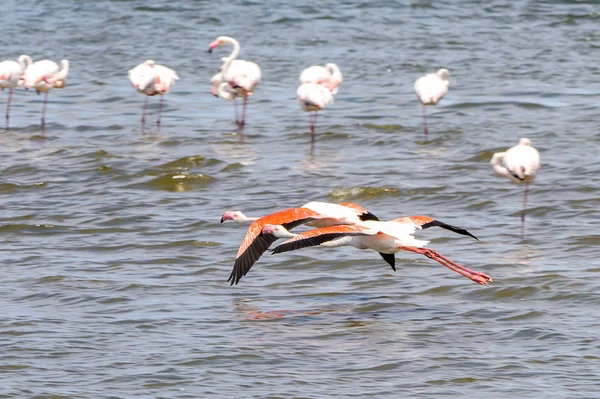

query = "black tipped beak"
(220, 216), (225, 223)
(213, 93), (218, 98)
(208, 48), (213, 54)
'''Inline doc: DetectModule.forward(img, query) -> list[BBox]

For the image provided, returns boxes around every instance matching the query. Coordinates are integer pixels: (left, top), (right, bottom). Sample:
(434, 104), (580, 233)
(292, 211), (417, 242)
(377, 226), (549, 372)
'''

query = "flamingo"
(414, 68), (450, 139)
(300, 63), (343, 95)
(211, 72), (243, 124)
(264, 219), (491, 286)
(0, 55), (32, 128)
(208, 36), (261, 129)
(22, 58), (69, 129)
(297, 82), (334, 141)
(128, 60), (179, 127)
(491, 138), (541, 235)
(224, 202), (379, 285)
(223, 202), (479, 285)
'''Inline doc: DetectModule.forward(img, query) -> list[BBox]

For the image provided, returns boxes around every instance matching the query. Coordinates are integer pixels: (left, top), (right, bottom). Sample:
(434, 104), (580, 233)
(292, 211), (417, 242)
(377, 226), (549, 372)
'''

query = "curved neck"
(326, 63), (342, 82)
(221, 38), (240, 75)
(55, 60), (69, 81)
(18, 55), (32, 72)
(490, 152), (510, 177)
(217, 82), (236, 100)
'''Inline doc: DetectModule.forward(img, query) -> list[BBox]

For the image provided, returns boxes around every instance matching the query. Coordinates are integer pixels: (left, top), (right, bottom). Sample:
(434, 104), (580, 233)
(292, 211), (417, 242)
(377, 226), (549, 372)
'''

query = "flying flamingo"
(0, 55), (32, 128)
(414, 68), (450, 140)
(128, 60), (179, 127)
(491, 138), (541, 236)
(208, 36), (261, 129)
(223, 201), (379, 285)
(300, 63), (343, 95)
(222, 202), (479, 285)
(297, 82), (334, 141)
(22, 58), (70, 130)
(263, 219), (491, 286)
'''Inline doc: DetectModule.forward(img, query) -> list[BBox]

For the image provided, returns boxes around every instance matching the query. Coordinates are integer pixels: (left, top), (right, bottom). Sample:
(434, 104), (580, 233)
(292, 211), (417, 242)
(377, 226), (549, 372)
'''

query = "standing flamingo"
(414, 68), (450, 139)
(297, 82), (334, 141)
(264, 218), (491, 286)
(208, 36), (261, 129)
(491, 138), (541, 236)
(300, 63), (343, 94)
(22, 58), (69, 130)
(128, 60), (178, 127)
(0, 55), (32, 128)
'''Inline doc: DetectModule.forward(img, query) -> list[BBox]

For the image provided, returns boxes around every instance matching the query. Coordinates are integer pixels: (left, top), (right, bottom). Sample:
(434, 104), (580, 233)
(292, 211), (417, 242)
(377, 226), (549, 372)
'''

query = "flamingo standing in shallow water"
(222, 202), (480, 285)
(491, 138), (541, 236)
(22, 58), (69, 130)
(263, 218), (491, 286)
(209, 36), (261, 130)
(128, 60), (179, 127)
(414, 68), (450, 139)
(0, 55), (32, 128)
(297, 82), (334, 141)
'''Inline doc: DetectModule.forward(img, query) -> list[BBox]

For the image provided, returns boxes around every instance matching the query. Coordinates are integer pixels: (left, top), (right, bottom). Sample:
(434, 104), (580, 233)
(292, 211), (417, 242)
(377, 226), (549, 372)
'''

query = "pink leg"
(41, 91), (48, 129)
(422, 104), (428, 140)
(240, 97), (248, 127)
(401, 247), (492, 286)
(156, 95), (164, 127)
(5, 88), (13, 129)
(521, 181), (530, 238)
(233, 98), (240, 126)
(141, 96), (148, 126)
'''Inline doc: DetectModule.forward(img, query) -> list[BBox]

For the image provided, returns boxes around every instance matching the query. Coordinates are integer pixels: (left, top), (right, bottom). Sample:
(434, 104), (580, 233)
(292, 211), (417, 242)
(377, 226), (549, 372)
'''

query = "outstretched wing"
(271, 225), (374, 254)
(228, 207), (321, 285)
(391, 216), (478, 241)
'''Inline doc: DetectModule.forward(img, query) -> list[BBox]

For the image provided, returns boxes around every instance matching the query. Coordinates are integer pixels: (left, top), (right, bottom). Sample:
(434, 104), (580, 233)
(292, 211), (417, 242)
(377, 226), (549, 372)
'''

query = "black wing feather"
(228, 234), (277, 285)
(421, 220), (479, 241)
(359, 212), (380, 222)
(379, 253), (396, 271)
(272, 232), (368, 254)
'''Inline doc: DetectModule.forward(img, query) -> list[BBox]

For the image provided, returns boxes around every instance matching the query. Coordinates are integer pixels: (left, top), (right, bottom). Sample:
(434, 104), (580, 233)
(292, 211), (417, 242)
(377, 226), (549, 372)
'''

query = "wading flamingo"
(209, 36), (261, 129)
(223, 203), (479, 285)
(264, 219), (491, 286)
(491, 138), (541, 236)
(414, 68), (449, 139)
(22, 58), (69, 129)
(128, 60), (178, 127)
(297, 82), (334, 141)
(0, 55), (32, 128)
(300, 63), (343, 95)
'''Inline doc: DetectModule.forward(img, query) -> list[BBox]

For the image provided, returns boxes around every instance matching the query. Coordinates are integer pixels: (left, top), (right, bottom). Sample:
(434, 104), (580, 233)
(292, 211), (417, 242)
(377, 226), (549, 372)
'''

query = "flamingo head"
(519, 138), (532, 146)
(208, 37), (228, 53)
(260, 224), (295, 238)
(220, 211), (246, 223)
(436, 68), (450, 84)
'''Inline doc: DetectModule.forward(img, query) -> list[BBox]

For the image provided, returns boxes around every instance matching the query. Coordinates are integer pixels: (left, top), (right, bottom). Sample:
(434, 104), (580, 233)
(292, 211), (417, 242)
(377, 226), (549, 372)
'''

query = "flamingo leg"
(401, 247), (492, 286)
(240, 96), (248, 128)
(422, 104), (428, 140)
(156, 95), (164, 127)
(41, 91), (48, 130)
(5, 88), (13, 129)
(140, 95), (149, 127)
(521, 181), (530, 237)
(233, 98), (240, 126)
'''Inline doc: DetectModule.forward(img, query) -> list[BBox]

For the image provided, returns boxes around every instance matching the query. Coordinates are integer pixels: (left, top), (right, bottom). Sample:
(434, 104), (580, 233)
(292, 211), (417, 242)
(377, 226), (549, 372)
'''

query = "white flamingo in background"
(22, 58), (69, 129)
(263, 219), (491, 286)
(414, 68), (450, 139)
(0, 55), (32, 128)
(208, 36), (261, 129)
(491, 138), (541, 236)
(300, 63), (343, 95)
(222, 203), (479, 285)
(128, 60), (178, 127)
(297, 82), (334, 141)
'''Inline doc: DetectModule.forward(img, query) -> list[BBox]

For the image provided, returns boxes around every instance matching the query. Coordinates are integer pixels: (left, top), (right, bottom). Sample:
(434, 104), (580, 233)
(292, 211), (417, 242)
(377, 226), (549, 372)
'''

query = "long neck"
(326, 63), (342, 83)
(217, 82), (236, 100)
(18, 55), (32, 72)
(490, 152), (510, 177)
(221, 38), (240, 76)
(55, 59), (69, 81)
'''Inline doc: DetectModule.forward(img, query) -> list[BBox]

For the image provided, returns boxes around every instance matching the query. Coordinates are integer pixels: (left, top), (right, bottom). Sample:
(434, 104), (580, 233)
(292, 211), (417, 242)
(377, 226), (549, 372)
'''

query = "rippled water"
(1, 1), (600, 398)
